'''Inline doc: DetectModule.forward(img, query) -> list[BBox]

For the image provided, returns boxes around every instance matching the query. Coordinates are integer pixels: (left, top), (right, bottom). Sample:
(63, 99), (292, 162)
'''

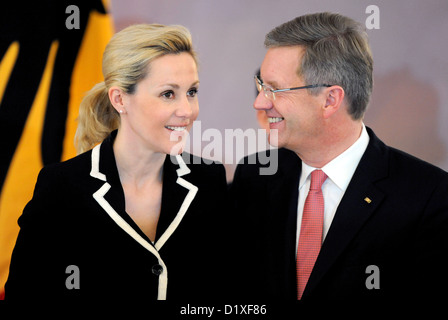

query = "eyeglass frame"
(254, 75), (333, 101)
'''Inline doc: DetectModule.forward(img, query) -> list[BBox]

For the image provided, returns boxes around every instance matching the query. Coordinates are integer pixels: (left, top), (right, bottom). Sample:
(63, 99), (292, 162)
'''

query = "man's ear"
(322, 86), (344, 119)
(108, 86), (127, 114)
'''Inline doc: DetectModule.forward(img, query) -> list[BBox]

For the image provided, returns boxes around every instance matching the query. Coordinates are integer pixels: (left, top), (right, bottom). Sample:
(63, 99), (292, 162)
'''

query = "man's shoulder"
(365, 128), (448, 199)
(388, 146), (448, 181)
(239, 148), (298, 165)
(366, 127), (447, 182)
(235, 148), (300, 179)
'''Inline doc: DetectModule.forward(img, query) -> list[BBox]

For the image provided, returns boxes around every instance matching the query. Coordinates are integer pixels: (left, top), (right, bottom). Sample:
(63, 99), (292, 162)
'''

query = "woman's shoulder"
(36, 149), (93, 185)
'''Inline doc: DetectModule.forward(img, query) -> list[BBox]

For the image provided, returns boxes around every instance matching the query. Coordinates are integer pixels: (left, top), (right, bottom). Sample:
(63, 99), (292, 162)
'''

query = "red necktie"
(297, 169), (328, 300)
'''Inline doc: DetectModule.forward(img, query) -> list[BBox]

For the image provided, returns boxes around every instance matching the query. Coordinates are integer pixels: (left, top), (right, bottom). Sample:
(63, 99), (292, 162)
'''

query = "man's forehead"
(260, 46), (305, 87)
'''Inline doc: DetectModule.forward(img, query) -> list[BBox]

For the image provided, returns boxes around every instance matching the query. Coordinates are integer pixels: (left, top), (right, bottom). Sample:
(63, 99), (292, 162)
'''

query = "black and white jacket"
(6, 131), (228, 300)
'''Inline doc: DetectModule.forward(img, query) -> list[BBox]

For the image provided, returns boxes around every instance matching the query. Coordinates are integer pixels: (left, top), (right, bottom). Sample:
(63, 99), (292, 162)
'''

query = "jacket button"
(152, 264), (163, 275)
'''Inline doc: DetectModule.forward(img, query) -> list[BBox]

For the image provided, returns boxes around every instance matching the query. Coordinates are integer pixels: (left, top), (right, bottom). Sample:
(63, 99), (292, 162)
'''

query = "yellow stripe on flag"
(0, 40), (59, 293)
(0, 42), (19, 103)
(0, 3), (113, 297)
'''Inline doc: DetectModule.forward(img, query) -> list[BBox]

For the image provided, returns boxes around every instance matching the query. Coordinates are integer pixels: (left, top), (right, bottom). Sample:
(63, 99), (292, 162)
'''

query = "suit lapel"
(154, 154), (198, 250)
(303, 128), (389, 298)
(265, 149), (302, 298)
(89, 133), (198, 300)
(90, 137), (198, 250)
(156, 156), (188, 243)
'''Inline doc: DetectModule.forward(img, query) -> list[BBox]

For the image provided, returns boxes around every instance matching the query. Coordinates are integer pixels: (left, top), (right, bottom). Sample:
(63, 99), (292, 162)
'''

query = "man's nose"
(253, 91), (273, 111)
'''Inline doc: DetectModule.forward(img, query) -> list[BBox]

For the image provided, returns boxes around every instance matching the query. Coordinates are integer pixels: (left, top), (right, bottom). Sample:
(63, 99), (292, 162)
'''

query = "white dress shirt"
(296, 124), (370, 253)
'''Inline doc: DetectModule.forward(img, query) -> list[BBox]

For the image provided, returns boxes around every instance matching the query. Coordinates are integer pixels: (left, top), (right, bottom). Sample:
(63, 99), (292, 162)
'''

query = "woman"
(6, 24), (228, 300)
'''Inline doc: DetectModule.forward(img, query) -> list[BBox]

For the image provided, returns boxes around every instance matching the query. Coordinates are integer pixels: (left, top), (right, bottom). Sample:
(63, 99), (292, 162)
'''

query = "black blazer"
(230, 127), (448, 301)
(6, 131), (228, 301)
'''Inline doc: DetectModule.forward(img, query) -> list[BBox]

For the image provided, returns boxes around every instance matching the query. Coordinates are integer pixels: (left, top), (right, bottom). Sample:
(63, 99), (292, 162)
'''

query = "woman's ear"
(322, 86), (344, 119)
(108, 86), (127, 114)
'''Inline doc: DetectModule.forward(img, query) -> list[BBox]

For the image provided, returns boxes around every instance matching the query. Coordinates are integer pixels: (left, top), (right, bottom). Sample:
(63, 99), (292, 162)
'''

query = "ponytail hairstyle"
(75, 24), (197, 154)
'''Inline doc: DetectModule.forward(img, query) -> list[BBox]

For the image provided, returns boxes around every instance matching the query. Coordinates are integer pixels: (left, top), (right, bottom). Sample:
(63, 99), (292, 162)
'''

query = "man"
(231, 12), (448, 301)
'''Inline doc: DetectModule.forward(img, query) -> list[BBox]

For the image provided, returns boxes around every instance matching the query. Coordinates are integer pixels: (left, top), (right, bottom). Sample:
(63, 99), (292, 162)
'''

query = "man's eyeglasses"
(254, 75), (332, 101)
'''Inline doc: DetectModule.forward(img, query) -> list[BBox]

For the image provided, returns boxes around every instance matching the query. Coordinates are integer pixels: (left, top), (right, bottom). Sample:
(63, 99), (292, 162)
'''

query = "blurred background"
(110, 0), (448, 180)
(1, 0), (447, 297)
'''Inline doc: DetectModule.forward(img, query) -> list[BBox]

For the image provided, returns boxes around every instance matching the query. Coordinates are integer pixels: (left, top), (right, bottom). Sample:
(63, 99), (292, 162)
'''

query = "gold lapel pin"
(364, 197), (372, 204)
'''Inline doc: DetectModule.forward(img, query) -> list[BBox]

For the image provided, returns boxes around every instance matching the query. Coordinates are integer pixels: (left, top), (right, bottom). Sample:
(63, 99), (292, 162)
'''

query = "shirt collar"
(299, 123), (370, 191)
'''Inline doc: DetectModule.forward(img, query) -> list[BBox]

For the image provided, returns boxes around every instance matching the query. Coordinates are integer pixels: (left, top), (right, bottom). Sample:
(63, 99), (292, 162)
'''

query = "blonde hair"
(75, 24), (197, 154)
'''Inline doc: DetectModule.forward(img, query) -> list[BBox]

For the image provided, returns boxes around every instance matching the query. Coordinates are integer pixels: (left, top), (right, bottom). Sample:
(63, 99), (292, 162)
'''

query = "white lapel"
(90, 144), (199, 300)
(155, 154), (198, 250)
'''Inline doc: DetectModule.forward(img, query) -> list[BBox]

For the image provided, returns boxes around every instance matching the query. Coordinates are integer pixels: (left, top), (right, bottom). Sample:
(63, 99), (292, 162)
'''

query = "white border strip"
(155, 177), (198, 250)
(90, 146), (198, 300)
(93, 183), (168, 300)
(90, 144), (107, 181)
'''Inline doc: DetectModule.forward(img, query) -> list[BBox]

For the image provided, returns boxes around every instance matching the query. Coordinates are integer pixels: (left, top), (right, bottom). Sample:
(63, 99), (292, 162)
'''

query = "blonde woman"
(6, 24), (228, 300)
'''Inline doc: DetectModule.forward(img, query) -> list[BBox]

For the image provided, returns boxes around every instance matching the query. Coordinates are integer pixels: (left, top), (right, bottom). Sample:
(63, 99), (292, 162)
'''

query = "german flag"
(0, 0), (113, 298)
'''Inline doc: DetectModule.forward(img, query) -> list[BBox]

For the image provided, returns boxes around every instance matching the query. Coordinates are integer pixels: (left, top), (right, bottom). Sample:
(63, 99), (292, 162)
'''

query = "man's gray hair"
(265, 12), (373, 120)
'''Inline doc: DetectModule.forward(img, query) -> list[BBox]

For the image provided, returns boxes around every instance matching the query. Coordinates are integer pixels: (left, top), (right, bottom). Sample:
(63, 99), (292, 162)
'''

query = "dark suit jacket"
(6, 131), (228, 301)
(230, 127), (448, 301)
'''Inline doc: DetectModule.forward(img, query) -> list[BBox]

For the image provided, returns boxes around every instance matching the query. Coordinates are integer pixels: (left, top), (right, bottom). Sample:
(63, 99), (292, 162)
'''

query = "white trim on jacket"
(90, 144), (198, 300)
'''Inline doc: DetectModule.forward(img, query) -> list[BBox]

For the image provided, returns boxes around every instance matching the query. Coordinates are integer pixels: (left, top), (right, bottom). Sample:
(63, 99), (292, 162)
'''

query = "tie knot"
(309, 170), (327, 190)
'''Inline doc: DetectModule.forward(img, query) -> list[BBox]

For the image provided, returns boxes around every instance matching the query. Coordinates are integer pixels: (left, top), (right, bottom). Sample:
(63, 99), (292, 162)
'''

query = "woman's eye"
(161, 90), (174, 99)
(187, 88), (198, 97)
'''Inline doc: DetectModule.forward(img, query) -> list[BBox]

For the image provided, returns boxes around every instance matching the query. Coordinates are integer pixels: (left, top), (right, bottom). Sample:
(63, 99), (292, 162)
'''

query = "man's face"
(255, 46), (326, 154)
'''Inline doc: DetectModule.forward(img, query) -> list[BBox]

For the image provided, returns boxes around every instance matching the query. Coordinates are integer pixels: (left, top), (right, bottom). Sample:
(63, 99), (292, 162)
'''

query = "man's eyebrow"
(258, 74), (278, 89)
(263, 78), (280, 90)
(269, 81), (281, 89)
